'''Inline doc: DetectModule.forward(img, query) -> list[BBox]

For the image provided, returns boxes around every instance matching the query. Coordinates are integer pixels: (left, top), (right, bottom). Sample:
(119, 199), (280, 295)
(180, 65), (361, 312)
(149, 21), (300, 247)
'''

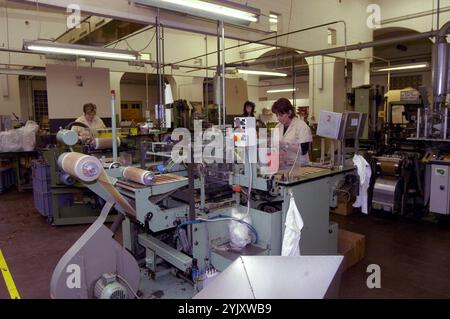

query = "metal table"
(193, 255), (344, 299)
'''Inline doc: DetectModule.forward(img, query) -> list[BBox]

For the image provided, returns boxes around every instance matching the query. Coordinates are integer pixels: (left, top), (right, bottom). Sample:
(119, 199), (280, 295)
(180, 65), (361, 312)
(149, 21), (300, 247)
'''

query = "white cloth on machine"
(352, 154), (372, 214)
(281, 194), (304, 256)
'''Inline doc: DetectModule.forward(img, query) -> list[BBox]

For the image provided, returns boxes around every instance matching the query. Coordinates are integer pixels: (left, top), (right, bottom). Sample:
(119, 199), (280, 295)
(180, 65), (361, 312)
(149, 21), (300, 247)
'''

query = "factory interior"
(1, 0), (450, 300)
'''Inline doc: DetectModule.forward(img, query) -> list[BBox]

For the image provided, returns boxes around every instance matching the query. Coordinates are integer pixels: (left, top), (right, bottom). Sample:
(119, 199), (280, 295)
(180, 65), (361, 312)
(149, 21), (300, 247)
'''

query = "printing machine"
(49, 115), (359, 299)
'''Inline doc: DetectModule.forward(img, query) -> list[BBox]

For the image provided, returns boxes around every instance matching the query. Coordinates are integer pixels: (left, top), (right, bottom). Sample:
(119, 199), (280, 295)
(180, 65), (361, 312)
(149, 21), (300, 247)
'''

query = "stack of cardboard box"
(338, 229), (366, 271)
(331, 194), (356, 216)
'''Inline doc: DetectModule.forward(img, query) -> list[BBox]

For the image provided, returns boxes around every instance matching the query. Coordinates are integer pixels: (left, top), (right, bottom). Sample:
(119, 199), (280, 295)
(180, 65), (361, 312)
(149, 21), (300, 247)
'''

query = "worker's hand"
(279, 141), (289, 153)
(79, 130), (93, 144)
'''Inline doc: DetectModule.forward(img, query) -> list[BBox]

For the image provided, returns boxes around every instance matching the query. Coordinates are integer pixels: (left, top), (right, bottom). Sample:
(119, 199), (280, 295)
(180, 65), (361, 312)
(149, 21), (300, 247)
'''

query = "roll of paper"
(58, 152), (136, 216)
(123, 167), (155, 185)
(94, 137), (121, 150)
(57, 152), (102, 182)
(377, 157), (401, 176)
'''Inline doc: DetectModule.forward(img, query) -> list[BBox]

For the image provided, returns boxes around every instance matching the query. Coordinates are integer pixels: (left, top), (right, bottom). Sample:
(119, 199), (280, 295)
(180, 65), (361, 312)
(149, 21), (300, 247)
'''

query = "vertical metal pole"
(221, 20), (226, 127)
(156, 10), (163, 128)
(205, 35), (209, 126)
(162, 25), (167, 128)
(292, 55), (296, 107)
(417, 108), (421, 138)
(111, 90), (118, 162)
(162, 26), (166, 106)
(443, 107), (448, 140)
(437, 0), (440, 30)
(216, 21), (222, 127)
(187, 161), (196, 249)
(387, 61), (391, 91)
(320, 138), (325, 164)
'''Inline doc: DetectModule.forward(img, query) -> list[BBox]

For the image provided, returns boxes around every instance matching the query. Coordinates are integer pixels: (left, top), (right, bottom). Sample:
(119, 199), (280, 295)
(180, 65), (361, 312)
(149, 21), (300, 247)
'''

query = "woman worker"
(242, 100), (256, 117)
(241, 100), (266, 130)
(71, 103), (106, 143)
(271, 98), (312, 168)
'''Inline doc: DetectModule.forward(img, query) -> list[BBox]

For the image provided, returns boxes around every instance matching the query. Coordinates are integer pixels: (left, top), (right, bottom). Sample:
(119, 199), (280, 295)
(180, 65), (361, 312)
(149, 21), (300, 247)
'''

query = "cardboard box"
(331, 196), (355, 216)
(338, 229), (365, 271)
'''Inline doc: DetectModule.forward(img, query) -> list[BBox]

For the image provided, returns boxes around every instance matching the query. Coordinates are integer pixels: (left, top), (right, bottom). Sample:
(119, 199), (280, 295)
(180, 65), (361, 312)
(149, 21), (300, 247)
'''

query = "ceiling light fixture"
(267, 88), (297, 93)
(237, 68), (287, 77)
(135, 0), (259, 24)
(0, 68), (46, 77)
(23, 40), (139, 61)
(373, 62), (429, 72)
(269, 14), (278, 23)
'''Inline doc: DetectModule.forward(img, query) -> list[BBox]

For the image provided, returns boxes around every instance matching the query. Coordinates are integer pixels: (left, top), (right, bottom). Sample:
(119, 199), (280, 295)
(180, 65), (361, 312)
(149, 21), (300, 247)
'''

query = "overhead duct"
(432, 21), (450, 112)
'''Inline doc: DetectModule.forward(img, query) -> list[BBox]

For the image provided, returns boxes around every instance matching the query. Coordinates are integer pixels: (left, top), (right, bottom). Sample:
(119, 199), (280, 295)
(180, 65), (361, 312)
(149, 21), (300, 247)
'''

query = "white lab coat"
(281, 195), (304, 256)
(71, 115), (106, 137)
(352, 154), (372, 214)
(275, 117), (313, 165)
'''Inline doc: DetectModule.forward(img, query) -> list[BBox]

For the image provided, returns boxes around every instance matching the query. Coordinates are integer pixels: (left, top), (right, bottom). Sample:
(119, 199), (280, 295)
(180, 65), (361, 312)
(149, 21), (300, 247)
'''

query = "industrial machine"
(353, 85), (385, 143)
(316, 110), (367, 166)
(365, 23), (450, 218)
(428, 157), (450, 215)
(32, 125), (144, 225)
(371, 155), (404, 213)
(49, 116), (357, 299)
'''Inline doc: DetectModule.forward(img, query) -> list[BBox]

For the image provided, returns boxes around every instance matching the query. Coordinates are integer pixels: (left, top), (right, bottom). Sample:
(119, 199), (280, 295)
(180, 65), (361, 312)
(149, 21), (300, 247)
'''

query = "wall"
(175, 76), (204, 103)
(0, 4), (68, 67)
(307, 56), (342, 121)
(333, 60), (346, 114)
(120, 82), (158, 118)
(0, 74), (21, 118)
(375, 0), (450, 33)
(258, 76), (309, 101)
(46, 64), (110, 119)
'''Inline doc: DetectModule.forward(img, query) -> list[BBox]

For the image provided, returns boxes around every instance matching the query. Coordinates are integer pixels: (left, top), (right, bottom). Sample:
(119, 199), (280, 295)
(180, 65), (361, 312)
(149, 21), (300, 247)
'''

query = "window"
(391, 75), (423, 90)
(328, 28), (337, 46)
(121, 101), (144, 121)
(33, 90), (48, 125)
(269, 13), (279, 32)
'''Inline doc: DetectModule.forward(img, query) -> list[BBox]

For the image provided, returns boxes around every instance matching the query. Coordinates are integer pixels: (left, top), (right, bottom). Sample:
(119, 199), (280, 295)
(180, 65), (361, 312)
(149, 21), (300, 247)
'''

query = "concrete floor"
(1, 190), (450, 299)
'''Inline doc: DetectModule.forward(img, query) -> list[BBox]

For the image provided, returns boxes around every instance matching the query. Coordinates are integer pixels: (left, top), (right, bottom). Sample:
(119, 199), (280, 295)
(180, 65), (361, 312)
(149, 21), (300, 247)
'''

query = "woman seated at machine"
(71, 103), (106, 143)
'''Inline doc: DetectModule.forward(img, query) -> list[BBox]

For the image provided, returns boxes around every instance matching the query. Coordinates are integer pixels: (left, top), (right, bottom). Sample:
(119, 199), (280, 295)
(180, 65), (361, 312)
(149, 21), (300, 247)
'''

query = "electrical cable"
(115, 274), (141, 299)
(235, 146), (253, 220)
(125, 30), (156, 53)
(36, 0), (41, 40)
(288, 142), (303, 180)
(176, 216), (258, 244)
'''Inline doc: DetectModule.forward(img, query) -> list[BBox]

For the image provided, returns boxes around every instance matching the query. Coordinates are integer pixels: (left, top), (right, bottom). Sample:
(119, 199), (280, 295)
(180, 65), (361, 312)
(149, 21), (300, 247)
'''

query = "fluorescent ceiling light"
(374, 62), (429, 72)
(0, 68), (46, 77)
(237, 68), (287, 77)
(135, 0), (259, 23)
(267, 88), (297, 93)
(23, 40), (139, 61)
(269, 14), (278, 23)
(139, 53), (151, 61)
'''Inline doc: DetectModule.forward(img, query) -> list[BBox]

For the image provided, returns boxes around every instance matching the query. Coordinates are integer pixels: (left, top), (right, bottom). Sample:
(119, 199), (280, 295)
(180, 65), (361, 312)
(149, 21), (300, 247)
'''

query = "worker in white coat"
(72, 103), (106, 143)
(271, 98), (313, 169)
